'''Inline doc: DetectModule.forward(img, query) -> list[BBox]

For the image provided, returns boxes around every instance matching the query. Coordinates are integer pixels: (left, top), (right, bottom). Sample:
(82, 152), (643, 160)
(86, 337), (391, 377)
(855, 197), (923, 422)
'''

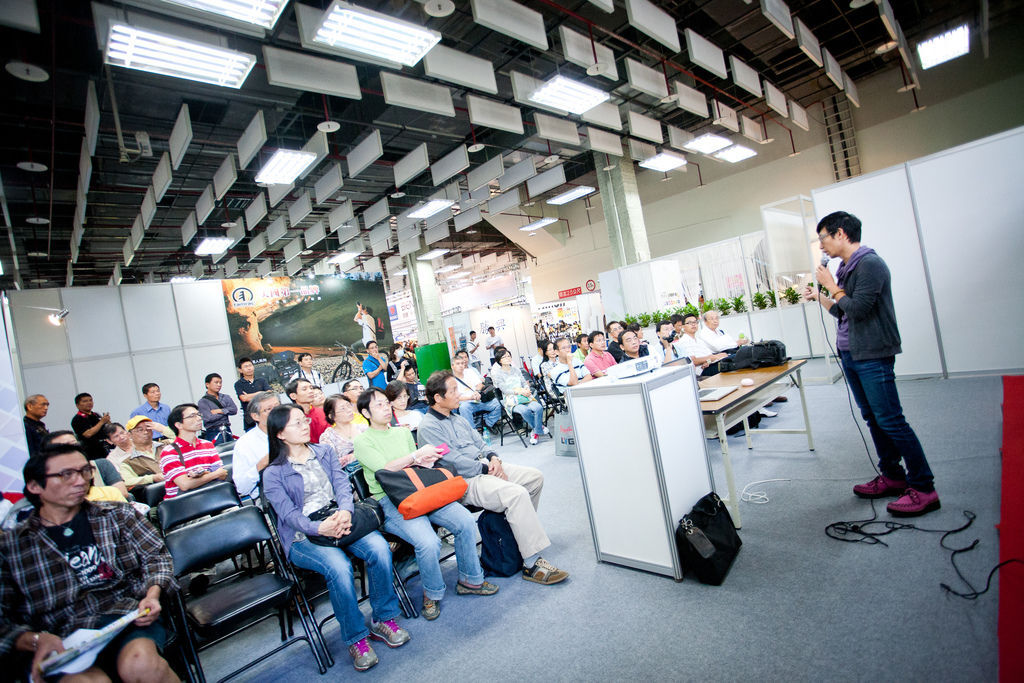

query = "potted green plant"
(752, 292), (769, 310)
(683, 302), (699, 318)
(700, 300), (714, 314)
(715, 297), (733, 315)
(782, 286), (800, 305)
(623, 313), (638, 326)
(766, 290), (777, 308)
(637, 312), (653, 327)
(731, 295), (747, 313)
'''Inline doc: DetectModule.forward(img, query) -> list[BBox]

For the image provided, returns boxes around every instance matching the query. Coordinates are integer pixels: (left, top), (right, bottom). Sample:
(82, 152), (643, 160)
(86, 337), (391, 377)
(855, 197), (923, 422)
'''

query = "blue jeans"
(839, 350), (934, 491)
(513, 400), (544, 435)
(378, 495), (483, 600)
(458, 399), (502, 428)
(289, 532), (401, 646)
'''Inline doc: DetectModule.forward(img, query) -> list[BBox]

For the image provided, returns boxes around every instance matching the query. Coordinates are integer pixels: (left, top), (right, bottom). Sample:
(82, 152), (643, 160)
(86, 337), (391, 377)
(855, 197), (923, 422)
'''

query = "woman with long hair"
(262, 405), (410, 672)
(490, 349), (547, 445)
(320, 395), (366, 468)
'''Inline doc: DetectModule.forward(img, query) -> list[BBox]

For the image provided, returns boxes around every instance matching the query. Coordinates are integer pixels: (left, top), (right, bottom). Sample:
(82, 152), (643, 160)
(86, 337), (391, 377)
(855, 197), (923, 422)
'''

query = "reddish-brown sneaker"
(887, 488), (941, 517)
(853, 474), (908, 499)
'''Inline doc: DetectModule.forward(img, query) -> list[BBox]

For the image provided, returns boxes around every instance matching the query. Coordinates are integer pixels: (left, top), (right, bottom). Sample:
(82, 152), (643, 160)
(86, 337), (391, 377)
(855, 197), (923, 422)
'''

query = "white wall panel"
(906, 127), (1024, 374)
(62, 287), (129, 358)
(9, 289), (69, 366)
(182, 343), (244, 433)
(130, 348), (191, 408)
(23, 362), (76, 431)
(812, 167), (942, 377)
(72, 356), (139, 424)
(172, 281), (230, 347)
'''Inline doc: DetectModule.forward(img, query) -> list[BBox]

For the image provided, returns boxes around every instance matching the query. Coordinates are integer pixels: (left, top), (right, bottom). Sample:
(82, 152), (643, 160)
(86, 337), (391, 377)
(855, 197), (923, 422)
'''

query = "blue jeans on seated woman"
(289, 531), (401, 646)
(377, 496), (483, 601)
(458, 399), (502, 428)
(513, 400), (544, 435)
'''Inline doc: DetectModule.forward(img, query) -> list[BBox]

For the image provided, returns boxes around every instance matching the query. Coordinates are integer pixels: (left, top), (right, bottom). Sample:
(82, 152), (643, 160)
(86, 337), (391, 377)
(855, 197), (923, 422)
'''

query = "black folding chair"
(158, 481), (240, 534)
(164, 506), (330, 682)
(493, 388), (528, 447)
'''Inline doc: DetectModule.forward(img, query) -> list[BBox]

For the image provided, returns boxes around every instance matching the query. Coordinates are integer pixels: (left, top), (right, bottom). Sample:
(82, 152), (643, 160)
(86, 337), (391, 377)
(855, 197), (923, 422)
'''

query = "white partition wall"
(8, 282), (243, 436)
(905, 128), (1024, 374)
(812, 167), (945, 377)
(812, 125), (1024, 377)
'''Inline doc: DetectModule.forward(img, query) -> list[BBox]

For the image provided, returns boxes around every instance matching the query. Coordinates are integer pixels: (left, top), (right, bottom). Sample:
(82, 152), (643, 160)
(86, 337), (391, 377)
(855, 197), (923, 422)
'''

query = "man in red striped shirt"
(159, 403), (227, 499)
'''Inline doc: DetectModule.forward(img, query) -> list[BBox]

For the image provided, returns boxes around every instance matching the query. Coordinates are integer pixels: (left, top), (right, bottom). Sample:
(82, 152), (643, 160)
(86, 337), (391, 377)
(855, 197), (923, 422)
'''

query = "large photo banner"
(222, 273), (393, 391)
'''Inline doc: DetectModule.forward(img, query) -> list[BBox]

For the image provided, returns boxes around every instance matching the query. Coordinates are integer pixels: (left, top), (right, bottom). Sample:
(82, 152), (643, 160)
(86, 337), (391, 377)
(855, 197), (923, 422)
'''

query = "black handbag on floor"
(675, 493), (742, 585)
(307, 499), (384, 548)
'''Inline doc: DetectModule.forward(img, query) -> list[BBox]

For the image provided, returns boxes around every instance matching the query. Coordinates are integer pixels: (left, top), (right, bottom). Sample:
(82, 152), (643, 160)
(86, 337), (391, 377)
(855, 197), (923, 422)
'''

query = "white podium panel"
(567, 364), (714, 579)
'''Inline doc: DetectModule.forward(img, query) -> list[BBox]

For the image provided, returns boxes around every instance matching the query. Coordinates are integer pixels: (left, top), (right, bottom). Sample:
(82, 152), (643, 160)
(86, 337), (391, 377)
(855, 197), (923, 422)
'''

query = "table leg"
(796, 368), (815, 451)
(716, 413), (741, 528)
(744, 416), (753, 449)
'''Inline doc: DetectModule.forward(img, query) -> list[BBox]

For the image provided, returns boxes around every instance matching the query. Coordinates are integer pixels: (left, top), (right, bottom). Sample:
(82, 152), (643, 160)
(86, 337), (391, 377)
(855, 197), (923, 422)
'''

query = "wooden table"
(700, 359), (814, 527)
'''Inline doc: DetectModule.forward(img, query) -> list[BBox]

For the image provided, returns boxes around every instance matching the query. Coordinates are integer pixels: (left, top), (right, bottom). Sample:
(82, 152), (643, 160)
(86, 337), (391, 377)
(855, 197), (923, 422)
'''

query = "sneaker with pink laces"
(887, 488), (940, 517)
(853, 474), (908, 499)
(348, 638), (378, 671)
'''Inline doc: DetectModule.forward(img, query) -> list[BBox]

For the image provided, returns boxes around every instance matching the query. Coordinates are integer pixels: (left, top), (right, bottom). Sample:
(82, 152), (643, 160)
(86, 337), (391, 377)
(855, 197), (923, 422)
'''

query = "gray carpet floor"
(199, 374), (1003, 681)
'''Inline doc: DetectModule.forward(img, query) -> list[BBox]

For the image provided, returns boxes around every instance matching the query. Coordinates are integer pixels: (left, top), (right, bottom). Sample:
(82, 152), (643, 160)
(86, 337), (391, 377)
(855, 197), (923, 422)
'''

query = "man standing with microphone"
(804, 211), (939, 517)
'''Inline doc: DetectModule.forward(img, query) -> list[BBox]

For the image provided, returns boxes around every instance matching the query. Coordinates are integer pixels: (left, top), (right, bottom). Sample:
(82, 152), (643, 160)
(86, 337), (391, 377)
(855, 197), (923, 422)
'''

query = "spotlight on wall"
(48, 309), (70, 326)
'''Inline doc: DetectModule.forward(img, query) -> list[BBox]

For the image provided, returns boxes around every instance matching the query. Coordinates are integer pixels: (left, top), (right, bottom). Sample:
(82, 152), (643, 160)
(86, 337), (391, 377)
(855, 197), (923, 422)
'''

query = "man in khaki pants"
(417, 371), (569, 586)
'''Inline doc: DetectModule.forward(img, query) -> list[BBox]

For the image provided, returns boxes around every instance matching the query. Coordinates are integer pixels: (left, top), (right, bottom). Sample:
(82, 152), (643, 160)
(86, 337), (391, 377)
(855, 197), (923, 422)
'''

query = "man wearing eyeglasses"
(231, 392), (280, 500)
(0, 443), (178, 683)
(158, 404), (227, 499)
(671, 313), (729, 376)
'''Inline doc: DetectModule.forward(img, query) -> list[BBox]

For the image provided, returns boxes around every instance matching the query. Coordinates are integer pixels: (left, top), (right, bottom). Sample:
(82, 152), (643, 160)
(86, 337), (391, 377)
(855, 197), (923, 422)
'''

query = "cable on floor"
(739, 478), (791, 504)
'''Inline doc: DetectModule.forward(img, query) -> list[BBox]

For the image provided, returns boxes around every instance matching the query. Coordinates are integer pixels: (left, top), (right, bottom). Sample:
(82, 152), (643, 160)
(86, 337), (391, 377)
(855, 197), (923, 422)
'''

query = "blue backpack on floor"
(478, 510), (523, 577)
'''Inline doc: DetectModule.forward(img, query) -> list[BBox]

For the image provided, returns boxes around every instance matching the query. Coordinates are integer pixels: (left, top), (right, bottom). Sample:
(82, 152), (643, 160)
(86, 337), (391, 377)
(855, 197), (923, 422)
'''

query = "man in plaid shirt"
(0, 443), (178, 682)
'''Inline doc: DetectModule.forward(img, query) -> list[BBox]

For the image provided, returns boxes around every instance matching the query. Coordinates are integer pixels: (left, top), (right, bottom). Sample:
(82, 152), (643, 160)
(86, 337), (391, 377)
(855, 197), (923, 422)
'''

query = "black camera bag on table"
(675, 493), (742, 585)
(719, 340), (789, 372)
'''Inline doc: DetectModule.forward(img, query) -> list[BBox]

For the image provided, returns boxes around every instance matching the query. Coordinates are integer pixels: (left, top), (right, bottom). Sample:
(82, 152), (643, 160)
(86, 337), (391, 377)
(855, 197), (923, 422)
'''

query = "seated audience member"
(264, 404), (409, 671)
(197, 373), (238, 444)
(654, 320), (682, 363)
(672, 313), (729, 377)
(232, 391), (280, 500)
(23, 394), (49, 457)
(669, 314), (685, 342)
(290, 352), (324, 386)
(529, 339), (548, 377)
(44, 431), (130, 502)
(627, 322), (648, 349)
(605, 321), (626, 362)
(385, 345), (407, 383)
(130, 383), (171, 439)
(312, 386), (327, 409)
(235, 357), (271, 430)
(548, 338), (592, 396)
(354, 387), (497, 621)
(537, 340), (560, 396)
(111, 417), (165, 490)
(491, 349), (547, 444)
(362, 341), (388, 390)
(401, 363), (429, 414)
(697, 310), (750, 353)
(159, 404), (227, 499)
(286, 379), (329, 443)
(319, 395), (366, 468)
(0, 443), (178, 683)
(418, 372), (569, 582)
(385, 381), (423, 432)
(572, 333), (590, 364)
(71, 393), (111, 461)
(342, 380), (370, 426)
(583, 331), (616, 378)
(450, 350), (501, 433)
(103, 422), (133, 463)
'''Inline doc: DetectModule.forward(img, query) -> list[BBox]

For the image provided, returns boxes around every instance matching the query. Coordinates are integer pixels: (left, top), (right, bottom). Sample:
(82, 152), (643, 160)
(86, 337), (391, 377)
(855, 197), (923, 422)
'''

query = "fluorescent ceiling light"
(170, 275), (196, 283)
(638, 152), (687, 172)
(547, 185), (596, 205)
(713, 144), (757, 163)
(416, 248), (450, 261)
(917, 24), (969, 70)
(255, 149), (317, 184)
(314, 0), (441, 66)
(519, 217), (558, 231)
(435, 264), (460, 273)
(327, 251), (360, 264)
(104, 23), (256, 89)
(529, 75), (610, 115)
(682, 133), (732, 154)
(194, 237), (234, 255)
(157, 0), (289, 28)
(408, 199), (454, 219)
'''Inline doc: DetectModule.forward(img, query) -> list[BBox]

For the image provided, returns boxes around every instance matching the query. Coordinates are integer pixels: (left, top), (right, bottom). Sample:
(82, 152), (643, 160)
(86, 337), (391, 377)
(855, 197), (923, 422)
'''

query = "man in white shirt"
(548, 337), (592, 396)
(231, 391), (280, 500)
(466, 331), (482, 372)
(484, 326), (503, 366)
(451, 350), (501, 432)
(697, 310), (750, 353)
(672, 313), (729, 376)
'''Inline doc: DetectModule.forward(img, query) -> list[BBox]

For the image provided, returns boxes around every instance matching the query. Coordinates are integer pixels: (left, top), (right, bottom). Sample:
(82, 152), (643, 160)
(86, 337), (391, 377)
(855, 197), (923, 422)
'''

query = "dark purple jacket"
(263, 443), (354, 557)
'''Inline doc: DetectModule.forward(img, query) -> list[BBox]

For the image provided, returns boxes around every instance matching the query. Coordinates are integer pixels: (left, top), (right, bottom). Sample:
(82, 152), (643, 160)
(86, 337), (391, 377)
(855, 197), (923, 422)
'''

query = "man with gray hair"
(231, 391), (280, 499)
(697, 310), (750, 354)
(23, 394), (49, 457)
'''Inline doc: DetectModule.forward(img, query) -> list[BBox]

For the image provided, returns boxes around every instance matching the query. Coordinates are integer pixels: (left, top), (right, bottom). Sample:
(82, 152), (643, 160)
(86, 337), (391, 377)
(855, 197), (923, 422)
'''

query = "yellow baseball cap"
(125, 416), (153, 431)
